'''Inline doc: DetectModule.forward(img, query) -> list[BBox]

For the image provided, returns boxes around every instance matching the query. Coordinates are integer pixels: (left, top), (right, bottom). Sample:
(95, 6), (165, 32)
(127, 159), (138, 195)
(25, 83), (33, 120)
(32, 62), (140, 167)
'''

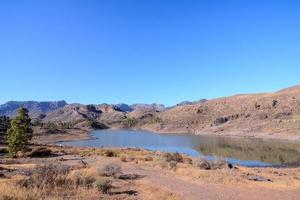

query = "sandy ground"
(32, 128), (91, 143)
(1, 146), (300, 200)
(86, 153), (300, 200)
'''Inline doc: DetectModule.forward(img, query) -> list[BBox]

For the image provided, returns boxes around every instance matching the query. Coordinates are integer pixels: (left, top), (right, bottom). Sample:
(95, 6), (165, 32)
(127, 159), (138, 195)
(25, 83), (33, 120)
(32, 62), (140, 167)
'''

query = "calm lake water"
(61, 129), (300, 167)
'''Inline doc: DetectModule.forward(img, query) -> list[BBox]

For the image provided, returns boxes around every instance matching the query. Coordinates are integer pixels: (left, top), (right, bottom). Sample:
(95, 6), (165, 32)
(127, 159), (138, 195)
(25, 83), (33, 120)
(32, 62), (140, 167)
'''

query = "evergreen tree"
(0, 116), (11, 143)
(7, 107), (33, 157)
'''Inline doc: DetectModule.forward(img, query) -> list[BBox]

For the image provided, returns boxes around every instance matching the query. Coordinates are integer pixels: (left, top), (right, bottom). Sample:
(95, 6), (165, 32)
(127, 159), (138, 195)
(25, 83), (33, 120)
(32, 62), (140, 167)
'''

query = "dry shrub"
(1, 181), (100, 200)
(19, 163), (70, 189)
(144, 155), (153, 161)
(28, 147), (52, 157)
(169, 161), (178, 170)
(127, 155), (135, 161)
(183, 157), (193, 164)
(210, 160), (233, 170)
(95, 177), (112, 194)
(193, 158), (211, 170)
(104, 150), (117, 157)
(120, 155), (127, 162)
(72, 172), (96, 188)
(2, 166), (101, 200)
(157, 159), (169, 169)
(97, 163), (122, 178)
(193, 158), (232, 170)
(162, 152), (183, 163)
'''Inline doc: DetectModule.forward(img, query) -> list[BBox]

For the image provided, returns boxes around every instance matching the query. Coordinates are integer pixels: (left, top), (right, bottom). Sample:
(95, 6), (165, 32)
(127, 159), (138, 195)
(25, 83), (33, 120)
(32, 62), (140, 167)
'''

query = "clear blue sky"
(1, 0), (300, 106)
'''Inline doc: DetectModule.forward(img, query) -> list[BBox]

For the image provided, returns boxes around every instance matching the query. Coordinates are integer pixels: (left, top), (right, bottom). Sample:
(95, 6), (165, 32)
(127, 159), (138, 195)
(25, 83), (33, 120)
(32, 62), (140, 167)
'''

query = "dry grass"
(135, 181), (179, 200)
(173, 162), (300, 190)
(0, 180), (100, 200)
(1, 145), (300, 200)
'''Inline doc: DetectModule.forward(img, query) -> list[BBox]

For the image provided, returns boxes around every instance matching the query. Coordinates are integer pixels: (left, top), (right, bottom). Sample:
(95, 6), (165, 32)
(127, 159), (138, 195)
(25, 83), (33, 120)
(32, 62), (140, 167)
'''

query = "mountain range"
(0, 100), (67, 118)
(1, 85), (300, 140)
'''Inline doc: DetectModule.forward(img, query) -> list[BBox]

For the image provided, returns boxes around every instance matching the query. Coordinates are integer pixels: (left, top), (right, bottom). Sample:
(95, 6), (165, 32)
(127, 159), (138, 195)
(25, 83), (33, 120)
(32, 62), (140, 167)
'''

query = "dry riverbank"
(0, 145), (299, 200)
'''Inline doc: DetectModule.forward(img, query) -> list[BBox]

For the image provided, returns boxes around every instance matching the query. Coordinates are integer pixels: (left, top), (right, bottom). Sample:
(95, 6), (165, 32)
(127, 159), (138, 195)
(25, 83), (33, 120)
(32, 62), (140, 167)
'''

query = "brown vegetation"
(0, 145), (300, 199)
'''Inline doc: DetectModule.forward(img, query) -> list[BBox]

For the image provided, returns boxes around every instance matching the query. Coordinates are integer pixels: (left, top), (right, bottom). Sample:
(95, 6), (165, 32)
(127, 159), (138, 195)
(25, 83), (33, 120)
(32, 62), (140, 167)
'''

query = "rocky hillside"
(2, 85), (300, 140)
(137, 85), (300, 140)
(114, 103), (166, 112)
(42, 103), (126, 129)
(0, 101), (67, 118)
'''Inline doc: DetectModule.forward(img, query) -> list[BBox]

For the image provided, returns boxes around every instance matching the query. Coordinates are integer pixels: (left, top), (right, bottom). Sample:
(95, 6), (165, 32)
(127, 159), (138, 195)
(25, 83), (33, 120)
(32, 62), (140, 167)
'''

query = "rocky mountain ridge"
(1, 85), (300, 140)
(0, 100), (67, 118)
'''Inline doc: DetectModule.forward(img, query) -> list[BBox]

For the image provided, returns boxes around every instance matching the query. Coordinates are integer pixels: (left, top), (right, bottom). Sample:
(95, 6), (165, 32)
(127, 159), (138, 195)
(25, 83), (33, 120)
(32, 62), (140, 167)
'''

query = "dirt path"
(84, 155), (299, 200)
(118, 162), (298, 200)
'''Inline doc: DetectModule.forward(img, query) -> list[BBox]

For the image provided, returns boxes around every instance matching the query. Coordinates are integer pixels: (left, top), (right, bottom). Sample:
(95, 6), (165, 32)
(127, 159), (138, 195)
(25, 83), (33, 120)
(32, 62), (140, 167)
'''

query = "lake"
(61, 129), (300, 167)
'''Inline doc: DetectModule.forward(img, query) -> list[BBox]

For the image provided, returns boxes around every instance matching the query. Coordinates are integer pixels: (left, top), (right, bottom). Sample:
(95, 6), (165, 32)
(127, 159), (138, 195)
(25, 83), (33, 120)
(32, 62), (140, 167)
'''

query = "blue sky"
(0, 0), (300, 106)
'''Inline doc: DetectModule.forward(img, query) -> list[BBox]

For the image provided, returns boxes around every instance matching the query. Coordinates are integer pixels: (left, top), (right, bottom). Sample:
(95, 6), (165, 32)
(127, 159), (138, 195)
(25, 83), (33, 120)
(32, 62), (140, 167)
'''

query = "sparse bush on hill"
(124, 117), (136, 127)
(86, 120), (107, 129)
(152, 116), (163, 124)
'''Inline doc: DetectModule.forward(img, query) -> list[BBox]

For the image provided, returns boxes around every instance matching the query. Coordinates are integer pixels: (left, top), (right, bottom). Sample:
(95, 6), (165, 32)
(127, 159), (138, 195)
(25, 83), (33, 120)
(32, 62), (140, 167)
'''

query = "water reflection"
(195, 136), (300, 165)
(60, 129), (300, 167)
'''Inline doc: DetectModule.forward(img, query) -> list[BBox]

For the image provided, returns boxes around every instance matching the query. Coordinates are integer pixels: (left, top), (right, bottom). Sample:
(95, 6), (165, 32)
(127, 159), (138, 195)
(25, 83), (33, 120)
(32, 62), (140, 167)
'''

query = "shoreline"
(33, 127), (300, 145)
(31, 127), (300, 169)
(130, 127), (300, 143)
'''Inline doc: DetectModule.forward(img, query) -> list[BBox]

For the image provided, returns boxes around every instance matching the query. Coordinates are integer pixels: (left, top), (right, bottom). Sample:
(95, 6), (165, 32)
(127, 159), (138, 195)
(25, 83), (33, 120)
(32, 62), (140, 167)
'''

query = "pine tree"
(7, 107), (33, 157)
(0, 116), (11, 143)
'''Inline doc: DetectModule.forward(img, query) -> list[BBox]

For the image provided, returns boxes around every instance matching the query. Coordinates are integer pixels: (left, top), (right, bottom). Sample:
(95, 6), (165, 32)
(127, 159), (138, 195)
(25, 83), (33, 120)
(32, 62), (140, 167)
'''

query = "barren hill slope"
(135, 86), (300, 140)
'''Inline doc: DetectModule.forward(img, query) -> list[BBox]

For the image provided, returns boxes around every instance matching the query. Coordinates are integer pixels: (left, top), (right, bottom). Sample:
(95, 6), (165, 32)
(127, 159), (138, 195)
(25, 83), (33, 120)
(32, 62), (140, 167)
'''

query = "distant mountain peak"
(0, 100), (67, 118)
